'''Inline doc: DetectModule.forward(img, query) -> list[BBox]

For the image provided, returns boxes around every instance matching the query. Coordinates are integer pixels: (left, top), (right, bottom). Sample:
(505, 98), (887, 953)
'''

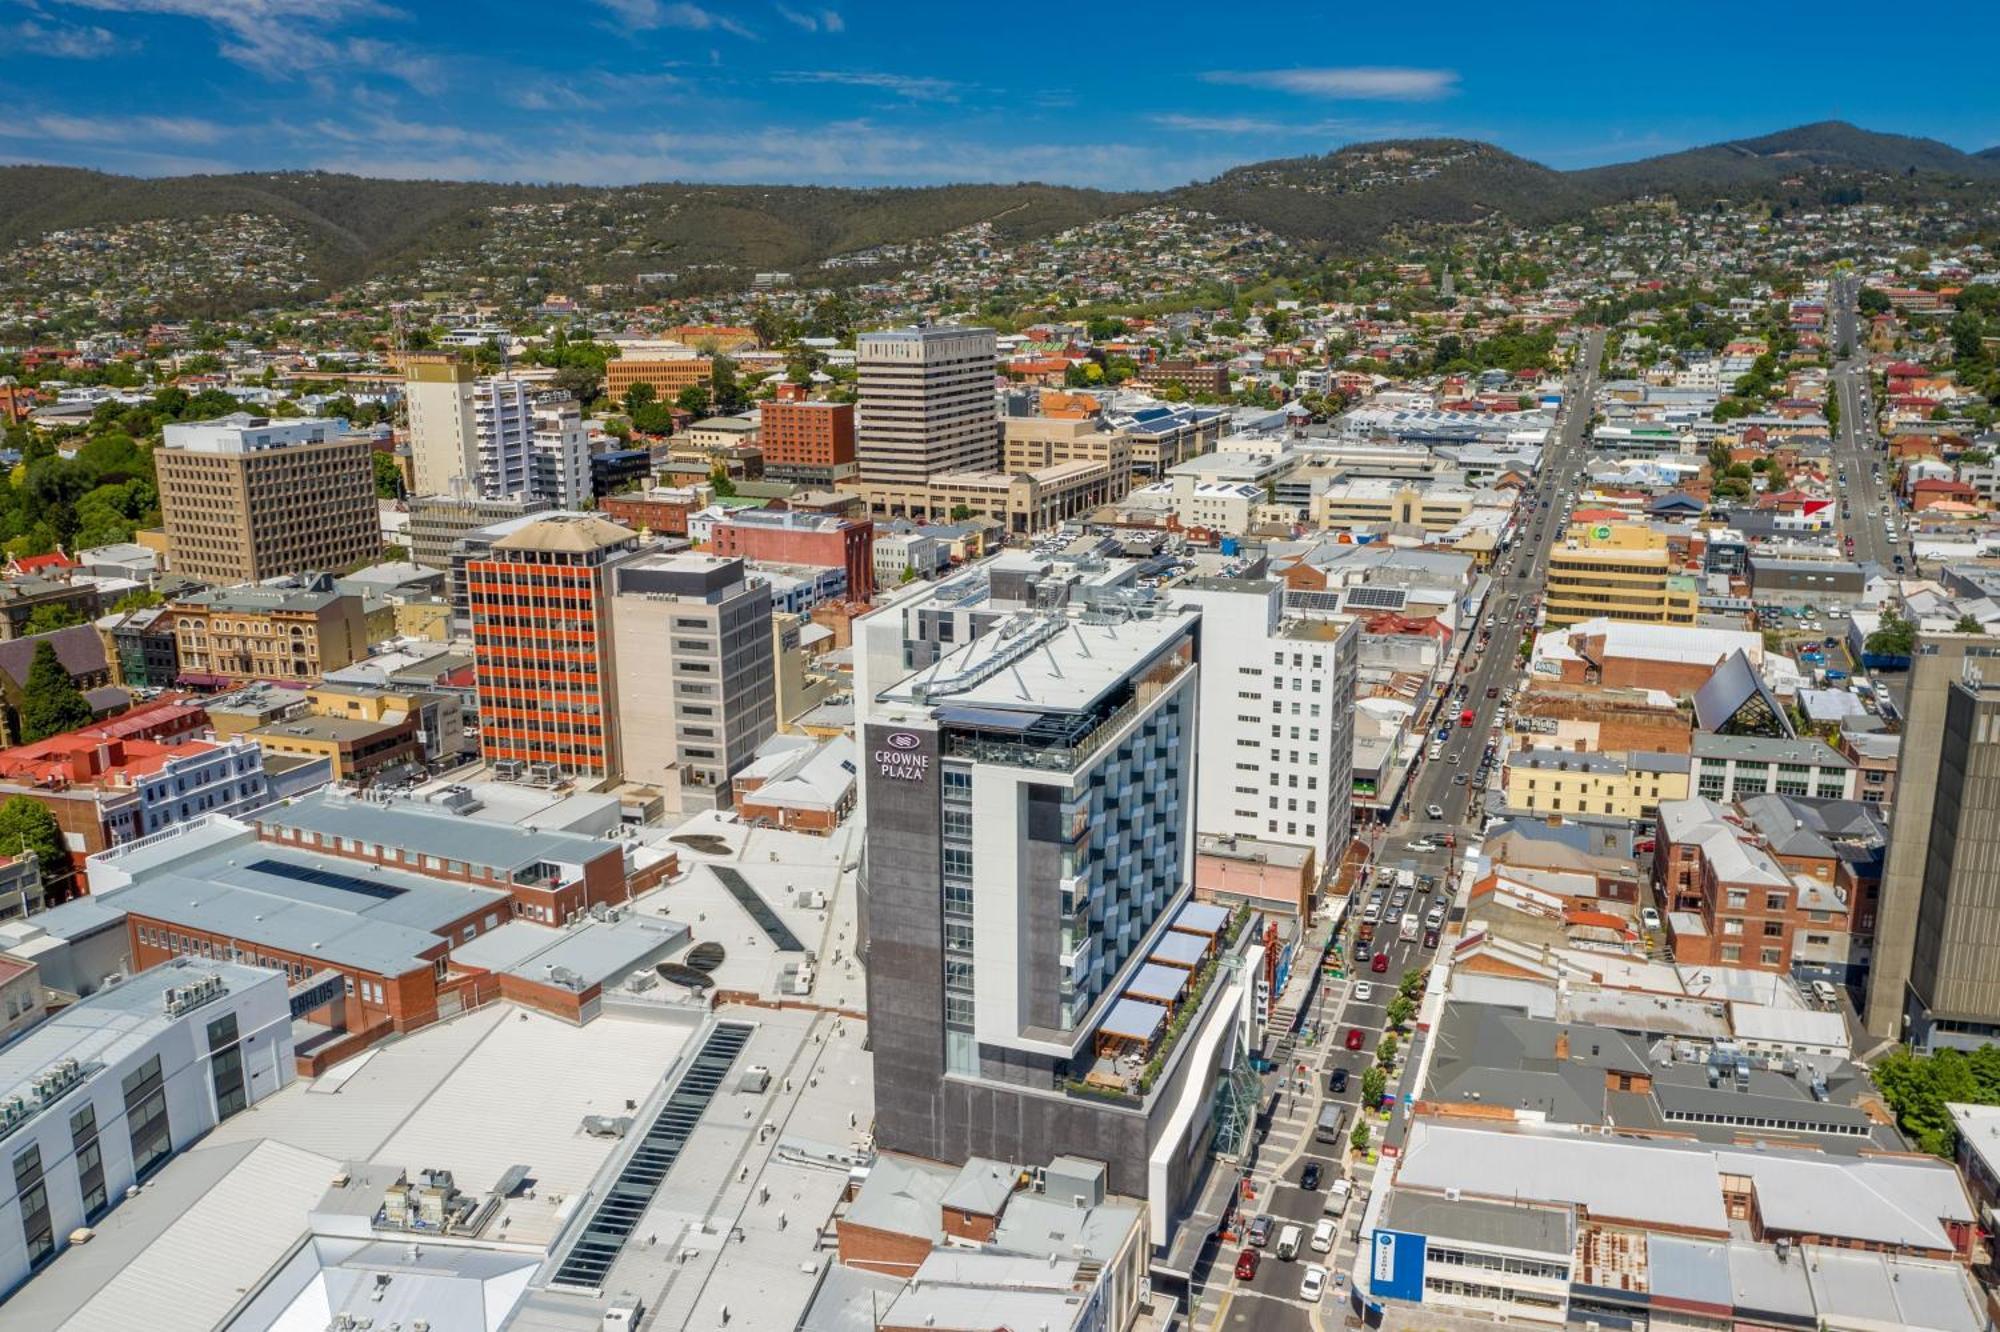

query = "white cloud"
(1200, 66), (1459, 101)
(775, 4), (840, 31)
(48, 0), (436, 86)
(776, 69), (958, 102)
(0, 111), (224, 144)
(594, 0), (757, 38)
(1149, 112), (1440, 139)
(11, 18), (120, 57)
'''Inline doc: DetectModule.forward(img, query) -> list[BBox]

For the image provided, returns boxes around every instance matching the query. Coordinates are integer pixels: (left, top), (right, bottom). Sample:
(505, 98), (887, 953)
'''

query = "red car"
(1346, 1027), (1366, 1050)
(1372, 952), (1390, 973)
(1236, 1247), (1261, 1280)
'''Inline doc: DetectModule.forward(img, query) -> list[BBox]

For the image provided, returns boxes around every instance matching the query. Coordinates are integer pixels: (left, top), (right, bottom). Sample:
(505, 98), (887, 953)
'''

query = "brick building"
(599, 484), (712, 538)
(1138, 359), (1230, 397)
(707, 509), (876, 600)
(756, 399), (856, 486)
(602, 354), (713, 403)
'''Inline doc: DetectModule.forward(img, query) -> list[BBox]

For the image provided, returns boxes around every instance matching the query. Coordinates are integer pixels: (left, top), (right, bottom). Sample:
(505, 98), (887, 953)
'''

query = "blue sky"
(2, 0), (1998, 188)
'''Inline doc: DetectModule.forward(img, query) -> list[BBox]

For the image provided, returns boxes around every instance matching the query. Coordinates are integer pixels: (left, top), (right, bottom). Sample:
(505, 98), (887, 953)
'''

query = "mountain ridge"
(3, 121), (1993, 300)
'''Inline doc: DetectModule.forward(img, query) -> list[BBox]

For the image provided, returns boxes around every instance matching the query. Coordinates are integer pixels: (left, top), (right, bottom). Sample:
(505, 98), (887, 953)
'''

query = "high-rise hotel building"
(856, 575), (1264, 1234)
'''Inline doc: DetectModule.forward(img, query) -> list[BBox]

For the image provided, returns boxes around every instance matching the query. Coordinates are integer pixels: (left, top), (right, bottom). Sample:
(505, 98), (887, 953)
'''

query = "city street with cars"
(1190, 332), (1605, 1332)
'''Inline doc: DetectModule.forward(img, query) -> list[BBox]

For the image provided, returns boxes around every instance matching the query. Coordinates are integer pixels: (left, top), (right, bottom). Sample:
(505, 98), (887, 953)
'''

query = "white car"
(1352, 981), (1374, 1002)
(1311, 1218), (1337, 1253)
(1641, 906), (1663, 930)
(1426, 804), (1445, 820)
(1300, 1264), (1329, 1303)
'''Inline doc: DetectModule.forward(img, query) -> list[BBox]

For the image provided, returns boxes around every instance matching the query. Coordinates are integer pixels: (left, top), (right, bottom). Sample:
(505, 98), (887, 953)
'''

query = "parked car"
(1329, 1066), (1349, 1094)
(1372, 952), (1389, 973)
(1423, 928), (1440, 949)
(1641, 906), (1663, 930)
(1352, 981), (1374, 1002)
(1346, 1028), (1366, 1051)
(1300, 1264), (1329, 1302)
(1248, 1215), (1273, 1247)
(1236, 1247), (1261, 1280)
(1312, 1218), (1337, 1253)
(1302, 1161), (1322, 1191)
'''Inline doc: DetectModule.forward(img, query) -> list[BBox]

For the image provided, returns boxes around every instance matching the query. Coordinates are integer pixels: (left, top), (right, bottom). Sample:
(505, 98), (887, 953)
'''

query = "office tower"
(156, 413), (379, 583)
(1174, 578), (1358, 878)
(1869, 635), (2000, 1044)
(606, 554), (777, 810)
(603, 353), (712, 404)
(855, 326), (998, 487)
(467, 515), (639, 780)
(858, 590), (1261, 1204)
(406, 493), (554, 578)
(403, 352), (479, 495)
(1544, 523), (1698, 629)
(758, 399), (857, 487)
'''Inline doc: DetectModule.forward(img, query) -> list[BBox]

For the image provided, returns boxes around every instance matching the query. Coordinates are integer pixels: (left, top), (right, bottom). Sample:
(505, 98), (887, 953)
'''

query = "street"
(1829, 274), (1901, 573)
(1189, 331), (1607, 1332)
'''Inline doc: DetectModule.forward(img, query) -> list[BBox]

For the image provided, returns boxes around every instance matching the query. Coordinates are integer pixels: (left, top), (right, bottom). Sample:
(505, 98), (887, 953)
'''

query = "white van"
(1276, 1223), (1303, 1261)
(1812, 979), (1839, 1008)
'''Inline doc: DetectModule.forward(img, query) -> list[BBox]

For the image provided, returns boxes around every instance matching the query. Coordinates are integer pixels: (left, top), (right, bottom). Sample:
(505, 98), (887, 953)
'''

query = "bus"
(1315, 1102), (1347, 1145)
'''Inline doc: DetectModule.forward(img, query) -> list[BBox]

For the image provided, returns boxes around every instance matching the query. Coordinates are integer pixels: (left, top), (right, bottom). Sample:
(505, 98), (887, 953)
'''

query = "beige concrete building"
(156, 413), (380, 583)
(863, 459), (1121, 537)
(606, 553), (776, 811)
(856, 325), (998, 493)
(401, 352), (479, 496)
(1002, 417), (1133, 500)
(169, 573), (372, 684)
(1544, 523), (1699, 629)
(603, 353), (712, 402)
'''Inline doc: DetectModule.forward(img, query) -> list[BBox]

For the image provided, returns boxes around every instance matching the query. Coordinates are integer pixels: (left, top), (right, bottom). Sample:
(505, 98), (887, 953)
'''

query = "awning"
(1099, 997), (1168, 1044)
(1150, 932), (1207, 969)
(934, 704), (1040, 733)
(1124, 962), (1191, 1006)
(1172, 901), (1230, 937)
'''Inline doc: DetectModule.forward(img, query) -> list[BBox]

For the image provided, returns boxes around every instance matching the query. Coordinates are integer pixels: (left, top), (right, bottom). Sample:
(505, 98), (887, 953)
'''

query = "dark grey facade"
(860, 720), (949, 1161)
(1905, 673), (2000, 1050)
(1866, 634), (2000, 1040)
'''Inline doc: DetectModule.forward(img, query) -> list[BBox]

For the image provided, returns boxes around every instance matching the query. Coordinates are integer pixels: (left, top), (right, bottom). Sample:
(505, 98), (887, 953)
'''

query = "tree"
(17, 640), (92, 742)
(1349, 1120), (1371, 1155)
(622, 382), (657, 414)
(0, 795), (67, 895)
(1857, 287), (1891, 316)
(1957, 614), (1985, 634)
(372, 451), (405, 500)
(711, 356), (748, 413)
(111, 587), (163, 613)
(1360, 1065), (1387, 1108)
(551, 363), (602, 408)
(1399, 969), (1425, 999)
(1385, 994), (1415, 1030)
(707, 464), (736, 499)
(1867, 610), (1917, 657)
(22, 603), (84, 636)
(1377, 1033), (1399, 1068)
(677, 385), (712, 417)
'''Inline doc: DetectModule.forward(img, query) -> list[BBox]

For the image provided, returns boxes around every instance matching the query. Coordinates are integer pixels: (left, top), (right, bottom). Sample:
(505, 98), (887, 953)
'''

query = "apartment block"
(1654, 797), (1859, 974)
(401, 352), (478, 496)
(1504, 747), (1691, 819)
(169, 574), (370, 685)
(156, 413), (379, 583)
(467, 514), (639, 781)
(757, 399), (856, 486)
(1138, 360), (1229, 397)
(707, 508), (875, 600)
(606, 554), (777, 810)
(1544, 523), (1698, 629)
(1173, 577), (1357, 885)
(856, 326), (999, 490)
